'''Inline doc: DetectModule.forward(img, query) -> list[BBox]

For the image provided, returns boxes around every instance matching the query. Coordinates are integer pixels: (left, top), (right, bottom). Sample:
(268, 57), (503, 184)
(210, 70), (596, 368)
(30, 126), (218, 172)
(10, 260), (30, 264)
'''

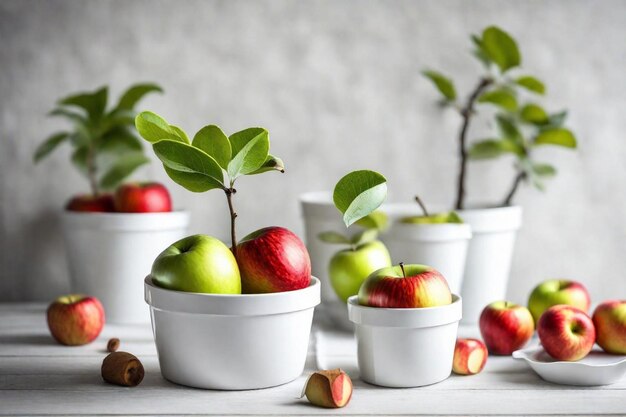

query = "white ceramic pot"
(348, 294), (462, 388)
(458, 206), (523, 324)
(62, 211), (189, 324)
(145, 276), (321, 390)
(382, 223), (471, 294)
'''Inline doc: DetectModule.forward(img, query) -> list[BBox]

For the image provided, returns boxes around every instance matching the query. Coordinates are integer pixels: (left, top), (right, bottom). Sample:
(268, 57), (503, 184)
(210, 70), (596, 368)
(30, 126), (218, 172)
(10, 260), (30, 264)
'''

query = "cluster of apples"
(66, 182), (172, 213)
(480, 279), (626, 361)
(150, 227), (312, 295)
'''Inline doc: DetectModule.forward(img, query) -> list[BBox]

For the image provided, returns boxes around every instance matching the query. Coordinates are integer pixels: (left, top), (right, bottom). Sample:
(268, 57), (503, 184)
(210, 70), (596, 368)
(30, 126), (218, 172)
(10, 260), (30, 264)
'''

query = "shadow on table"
(0, 333), (57, 346)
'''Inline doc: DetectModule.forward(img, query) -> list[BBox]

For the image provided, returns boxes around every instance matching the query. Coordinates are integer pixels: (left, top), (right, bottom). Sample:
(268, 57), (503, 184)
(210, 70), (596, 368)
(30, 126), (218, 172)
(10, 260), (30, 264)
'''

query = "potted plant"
(420, 26), (578, 323)
(34, 84), (189, 324)
(135, 111), (320, 390)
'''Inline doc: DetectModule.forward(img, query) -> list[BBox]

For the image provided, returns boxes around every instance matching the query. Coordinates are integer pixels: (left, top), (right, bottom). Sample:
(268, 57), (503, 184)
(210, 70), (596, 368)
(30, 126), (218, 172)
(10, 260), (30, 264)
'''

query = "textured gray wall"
(1, 0), (625, 304)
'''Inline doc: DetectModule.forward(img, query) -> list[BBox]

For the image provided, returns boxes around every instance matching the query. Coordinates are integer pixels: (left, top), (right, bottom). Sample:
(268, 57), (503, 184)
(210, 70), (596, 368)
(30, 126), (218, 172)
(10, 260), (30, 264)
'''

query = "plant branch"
(225, 187), (238, 258)
(455, 77), (493, 210)
(502, 171), (526, 206)
(414, 195), (429, 217)
(86, 143), (99, 197)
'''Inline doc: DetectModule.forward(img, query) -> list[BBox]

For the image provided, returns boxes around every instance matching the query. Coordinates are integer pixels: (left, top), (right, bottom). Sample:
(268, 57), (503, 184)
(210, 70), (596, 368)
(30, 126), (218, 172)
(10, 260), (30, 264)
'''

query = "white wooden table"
(1, 303), (625, 416)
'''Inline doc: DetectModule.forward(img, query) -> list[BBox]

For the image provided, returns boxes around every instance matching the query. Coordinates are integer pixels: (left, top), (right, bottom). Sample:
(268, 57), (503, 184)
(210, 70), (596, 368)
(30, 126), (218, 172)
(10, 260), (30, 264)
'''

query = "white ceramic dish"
(348, 294), (462, 388)
(145, 276), (321, 390)
(513, 346), (626, 386)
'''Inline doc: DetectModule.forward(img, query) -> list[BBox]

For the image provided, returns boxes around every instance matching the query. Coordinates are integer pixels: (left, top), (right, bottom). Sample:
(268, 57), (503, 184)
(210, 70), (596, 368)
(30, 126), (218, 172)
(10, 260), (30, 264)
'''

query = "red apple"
(453, 338), (488, 375)
(66, 194), (115, 212)
(357, 263), (451, 308)
(304, 369), (353, 408)
(47, 295), (105, 346)
(538, 305), (596, 361)
(236, 226), (311, 293)
(592, 300), (626, 354)
(479, 301), (534, 355)
(114, 182), (172, 213)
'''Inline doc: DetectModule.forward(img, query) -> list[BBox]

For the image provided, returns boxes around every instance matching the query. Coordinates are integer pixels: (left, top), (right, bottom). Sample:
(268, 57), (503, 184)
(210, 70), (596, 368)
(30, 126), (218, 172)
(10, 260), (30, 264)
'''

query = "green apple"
(401, 211), (463, 224)
(329, 240), (392, 302)
(527, 279), (590, 323)
(151, 234), (241, 294)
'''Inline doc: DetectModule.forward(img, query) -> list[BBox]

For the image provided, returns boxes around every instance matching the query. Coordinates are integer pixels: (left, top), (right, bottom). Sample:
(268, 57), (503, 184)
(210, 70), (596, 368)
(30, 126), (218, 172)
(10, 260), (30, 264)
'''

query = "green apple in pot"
(399, 195), (463, 224)
(151, 234), (241, 294)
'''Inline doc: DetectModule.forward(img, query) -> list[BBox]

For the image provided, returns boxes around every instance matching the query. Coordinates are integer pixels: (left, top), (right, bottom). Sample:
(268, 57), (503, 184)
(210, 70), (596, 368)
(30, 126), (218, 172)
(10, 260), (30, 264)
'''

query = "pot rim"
(457, 205), (522, 233)
(145, 276), (321, 316)
(62, 210), (190, 231)
(386, 222), (472, 242)
(347, 294), (462, 328)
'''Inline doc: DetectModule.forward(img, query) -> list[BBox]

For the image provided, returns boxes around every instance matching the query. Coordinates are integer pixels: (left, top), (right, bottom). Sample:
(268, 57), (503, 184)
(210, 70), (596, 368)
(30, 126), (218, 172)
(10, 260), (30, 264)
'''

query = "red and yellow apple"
(528, 279), (590, 324)
(236, 227), (311, 294)
(47, 295), (105, 346)
(358, 263), (451, 308)
(114, 182), (172, 213)
(538, 305), (596, 361)
(66, 194), (115, 212)
(453, 338), (488, 375)
(592, 300), (626, 354)
(479, 301), (534, 355)
(304, 369), (352, 408)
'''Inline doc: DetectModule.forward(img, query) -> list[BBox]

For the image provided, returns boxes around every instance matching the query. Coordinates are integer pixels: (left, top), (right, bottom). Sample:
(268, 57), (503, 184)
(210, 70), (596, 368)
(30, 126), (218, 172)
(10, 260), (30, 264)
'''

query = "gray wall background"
(1, 0), (625, 304)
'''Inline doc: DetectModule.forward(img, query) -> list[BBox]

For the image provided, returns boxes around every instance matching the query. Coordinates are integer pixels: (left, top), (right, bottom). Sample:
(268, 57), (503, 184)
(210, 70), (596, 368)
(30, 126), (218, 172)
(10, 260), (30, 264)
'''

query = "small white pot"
(458, 206), (523, 324)
(145, 276), (321, 390)
(382, 223), (471, 294)
(348, 294), (462, 388)
(62, 211), (189, 324)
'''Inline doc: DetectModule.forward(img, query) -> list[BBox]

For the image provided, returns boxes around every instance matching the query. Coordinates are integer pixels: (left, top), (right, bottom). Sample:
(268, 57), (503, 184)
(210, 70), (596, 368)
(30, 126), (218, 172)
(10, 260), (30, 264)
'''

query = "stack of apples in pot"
(135, 111), (320, 390)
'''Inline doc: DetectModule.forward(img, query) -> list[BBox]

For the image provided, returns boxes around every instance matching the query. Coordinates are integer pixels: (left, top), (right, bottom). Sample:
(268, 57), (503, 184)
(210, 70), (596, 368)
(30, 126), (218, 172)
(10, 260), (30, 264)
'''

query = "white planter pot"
(382, 223), (471, 294)
(62, 211), (189, 324)
(145, 276), (321, 390)
(348, 294), (462, 387)
(458, 206), (523, 324)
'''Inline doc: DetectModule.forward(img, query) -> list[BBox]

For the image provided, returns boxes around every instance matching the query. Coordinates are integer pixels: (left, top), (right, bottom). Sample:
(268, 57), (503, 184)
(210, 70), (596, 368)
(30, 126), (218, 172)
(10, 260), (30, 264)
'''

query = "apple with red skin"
(538, 305), (596, 361)
(304, 369), (352, 408)
(66, 194), (115, 212)
(236, 226), (311, 294)
(592, 300), (626, 354)
(47, 295), (105, 346)
(358, 263), (451, 308)
(479, 301), (534, 355)
(114, 182), (172, 213)
(453, 338), (488, 375)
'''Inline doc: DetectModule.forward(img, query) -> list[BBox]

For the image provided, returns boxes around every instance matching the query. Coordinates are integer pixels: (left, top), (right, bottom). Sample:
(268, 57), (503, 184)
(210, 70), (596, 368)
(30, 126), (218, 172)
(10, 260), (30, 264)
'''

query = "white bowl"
(347, 294), (462, 387)
(513, 346), (626, 386)
(145, 276), (321, 390)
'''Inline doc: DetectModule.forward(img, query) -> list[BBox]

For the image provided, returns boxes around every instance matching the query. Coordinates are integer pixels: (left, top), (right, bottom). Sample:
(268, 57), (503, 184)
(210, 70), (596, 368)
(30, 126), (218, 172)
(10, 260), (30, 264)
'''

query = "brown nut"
(303, 369), (352, 408)
(107, 338), (120, 353)
(101, 352), (144, 387)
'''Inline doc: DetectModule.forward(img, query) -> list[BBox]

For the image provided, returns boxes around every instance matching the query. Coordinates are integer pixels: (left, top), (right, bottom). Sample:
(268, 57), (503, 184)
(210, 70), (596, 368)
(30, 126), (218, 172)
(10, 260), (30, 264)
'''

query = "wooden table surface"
(1, 302), (625, 416)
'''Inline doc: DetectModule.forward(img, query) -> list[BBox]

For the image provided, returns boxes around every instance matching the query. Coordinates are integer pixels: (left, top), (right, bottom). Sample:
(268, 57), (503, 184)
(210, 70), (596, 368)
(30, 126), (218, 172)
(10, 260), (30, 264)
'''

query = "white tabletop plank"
(1, 303), (625, 416)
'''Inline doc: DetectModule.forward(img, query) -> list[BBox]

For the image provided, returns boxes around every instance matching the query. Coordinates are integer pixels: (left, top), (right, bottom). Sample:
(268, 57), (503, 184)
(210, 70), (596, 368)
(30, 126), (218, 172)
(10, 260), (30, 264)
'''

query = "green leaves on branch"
(534, 128), (577, 148)
(135, 111), (187, 143)
(481, 26), (521, 72)
(227, 128), (270, 179)
(99, 152), (150, 189)
(516, 76), (545, 94)
(34, 132), (69, 162)
(469, 139), (525, 160)
(520, 103), (549, 124)
(422, 70), (456, 101)
(478, 88), (518, 111)
(115, 84), (163, 111)
(333, 170), (387, 227)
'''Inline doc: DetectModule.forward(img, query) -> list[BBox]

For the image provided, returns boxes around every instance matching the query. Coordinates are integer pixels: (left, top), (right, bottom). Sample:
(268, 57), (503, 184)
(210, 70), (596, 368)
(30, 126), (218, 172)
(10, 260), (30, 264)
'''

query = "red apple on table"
(236, 226), (311, 293)
(479, 301), (534, 355)
(114, 182), (172, 213)
(538, 305), (596, 361)
(592, 300), (626, 354)
(527, 279), (590, 324)
(357, 263), (452, 308)
(453, 338), (488, 375)
(66, 194), (115, 212)
(47, 295), (105, 346)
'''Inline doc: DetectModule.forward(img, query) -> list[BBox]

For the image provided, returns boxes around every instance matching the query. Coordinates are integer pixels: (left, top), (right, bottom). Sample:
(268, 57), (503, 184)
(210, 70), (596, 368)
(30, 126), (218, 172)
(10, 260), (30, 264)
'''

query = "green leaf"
(99, 152), (150, 190)
(355, 210), (389, 231)
(333, 170), (387, 227)
(520, 103), (549, 124)
(471, 34), (491, 67)
(469, 139), (525, 159)
(169, 125), (189, 143)
(422, 70), (456, 100)
(496, 114), (523, 142)
(532, 162), (557, 178)
(152, 139), (224, 192)
(59, 86), (108, 122)
(71, 146), (88, 175)
(98, 127), (143, 153)
(534, 128), (577, 148)
(516, 76), (545, 94)
(192, 125), (231, 169)
(318, 231), (351, 245)
(135, 111), (187, 143)
(478, 89), (518, 111)
(48, 108), (88, 125)
(248, 154), (285, 175)
(482, 26), (521, 72)
(350, 228), (379, 246)
(34, 132), (69, 162)
(227, 128), (269, 179)
(546, 111), (568, 128)
(102, 109), (136, 130)
(115, 83), (163, 111)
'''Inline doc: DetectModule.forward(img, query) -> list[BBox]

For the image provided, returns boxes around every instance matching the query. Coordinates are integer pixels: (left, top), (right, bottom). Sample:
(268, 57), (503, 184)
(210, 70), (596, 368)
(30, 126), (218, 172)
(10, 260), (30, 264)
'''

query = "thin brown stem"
(455, 77), (493, 210)
(399, 262), (406, 278)
(86, 143), (99, 197)
(225, 187), (238, 258)
(414, 195), (429, 217)
(502, 172), (526, 207)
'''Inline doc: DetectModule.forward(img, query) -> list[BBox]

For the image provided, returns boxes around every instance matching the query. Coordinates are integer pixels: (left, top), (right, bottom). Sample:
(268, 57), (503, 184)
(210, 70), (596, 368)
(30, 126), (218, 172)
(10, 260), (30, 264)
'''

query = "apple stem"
(414, 195), (429, 217)
(399, 262), (406, 278)
(225, 187), (238, 258)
